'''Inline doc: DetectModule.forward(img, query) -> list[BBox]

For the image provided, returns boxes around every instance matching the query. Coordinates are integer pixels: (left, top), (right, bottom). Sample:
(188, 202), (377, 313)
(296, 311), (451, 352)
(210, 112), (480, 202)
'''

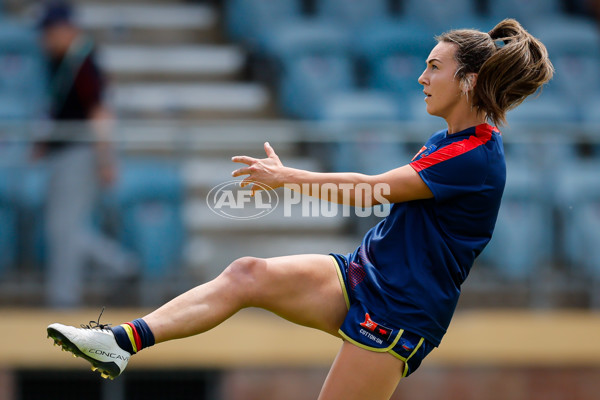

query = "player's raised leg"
(144, 254), (347, 342)
(318, 341), (405, 400)
(48, 254), (348, 379)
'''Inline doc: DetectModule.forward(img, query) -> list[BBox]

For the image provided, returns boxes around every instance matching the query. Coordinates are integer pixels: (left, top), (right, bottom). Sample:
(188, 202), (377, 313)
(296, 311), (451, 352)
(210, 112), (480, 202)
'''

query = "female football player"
(48, 18), (553, 400)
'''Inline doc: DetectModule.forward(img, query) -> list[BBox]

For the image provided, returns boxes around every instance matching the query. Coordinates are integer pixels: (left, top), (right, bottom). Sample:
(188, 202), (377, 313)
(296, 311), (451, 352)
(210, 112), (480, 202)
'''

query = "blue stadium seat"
(555, 161), (600, 278)
(0, 143), (49, 274)
(402, 0), (479, 31)
(488, 0), (563, 25)
(317, 90), (403, 121)
(528, 17), (600, 121)
(355, 19), (434, 102)
(269, 20), (353, 118)
(0, 166), (17, 275)
(582, 94), (600, 124)
(478, 161), (553, 280)
(224, 0), (302, 44)
(16, 163), (49, 270)
(261, 18), (351, 62)
(0, 20), (47, 120)
(504, 92), (577, 124)
(108, 159), (185, 279)
(279, 53), (355, 118)
(528, 17), (600, 59)
(315, 0), (389, 30)
(318, 90), (409, 175)
(0, 205), (17, 274)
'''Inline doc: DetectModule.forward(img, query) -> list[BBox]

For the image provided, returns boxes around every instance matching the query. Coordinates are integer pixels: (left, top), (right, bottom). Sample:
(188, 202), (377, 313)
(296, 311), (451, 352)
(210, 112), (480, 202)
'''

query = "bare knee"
(221, 257), (266, 306)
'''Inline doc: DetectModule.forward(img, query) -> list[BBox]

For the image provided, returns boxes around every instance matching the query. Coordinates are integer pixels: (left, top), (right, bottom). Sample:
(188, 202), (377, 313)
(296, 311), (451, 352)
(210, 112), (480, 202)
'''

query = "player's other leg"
(48, 254), (348, 378)
(318, 341), (405, 400)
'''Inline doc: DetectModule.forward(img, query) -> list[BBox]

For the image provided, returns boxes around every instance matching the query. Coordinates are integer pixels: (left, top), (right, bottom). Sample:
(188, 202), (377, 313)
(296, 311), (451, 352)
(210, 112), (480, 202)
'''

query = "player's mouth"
(424, 91), (431, 101)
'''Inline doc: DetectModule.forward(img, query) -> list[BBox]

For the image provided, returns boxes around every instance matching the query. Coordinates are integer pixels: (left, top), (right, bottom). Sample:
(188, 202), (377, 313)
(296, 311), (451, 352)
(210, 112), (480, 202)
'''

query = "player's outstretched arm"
(232, 142), (433, 206)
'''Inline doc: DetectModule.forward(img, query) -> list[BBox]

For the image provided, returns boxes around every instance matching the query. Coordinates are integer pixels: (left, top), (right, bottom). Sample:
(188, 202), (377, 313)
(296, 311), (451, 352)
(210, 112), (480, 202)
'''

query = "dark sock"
(111, 318), (155, 354)
(111, 325), (135, 354)
(131, 318), (155, 350)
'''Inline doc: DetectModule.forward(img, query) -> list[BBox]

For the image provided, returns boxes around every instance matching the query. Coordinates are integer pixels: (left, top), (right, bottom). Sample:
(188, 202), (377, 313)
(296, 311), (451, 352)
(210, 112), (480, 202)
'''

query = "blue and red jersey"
(352, 123), (505, 346)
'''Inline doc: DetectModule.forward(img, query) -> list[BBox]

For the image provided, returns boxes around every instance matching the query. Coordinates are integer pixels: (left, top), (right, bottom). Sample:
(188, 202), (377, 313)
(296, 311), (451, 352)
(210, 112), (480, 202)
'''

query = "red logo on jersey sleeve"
(411, 146), (428, 161)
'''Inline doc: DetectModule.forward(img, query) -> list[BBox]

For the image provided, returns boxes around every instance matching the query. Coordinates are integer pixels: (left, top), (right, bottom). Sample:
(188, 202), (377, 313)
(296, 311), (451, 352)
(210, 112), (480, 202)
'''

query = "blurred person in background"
(35, 1), (138, 308)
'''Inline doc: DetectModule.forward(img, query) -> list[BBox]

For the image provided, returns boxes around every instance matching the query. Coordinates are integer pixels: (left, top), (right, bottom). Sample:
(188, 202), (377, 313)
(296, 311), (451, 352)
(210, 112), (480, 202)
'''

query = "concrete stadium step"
(109, 82), (273, 119)
(75, 3), (220, 44)
(186, 234), (360, 279)
(182, 157), (322, 193)
(114, 122), (303, 157)
(98, 44), (246, 82)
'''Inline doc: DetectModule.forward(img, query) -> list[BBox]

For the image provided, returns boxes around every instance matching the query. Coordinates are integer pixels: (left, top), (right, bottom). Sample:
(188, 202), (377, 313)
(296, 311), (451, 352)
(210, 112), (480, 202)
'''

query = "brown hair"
(436, 19), (554, 126)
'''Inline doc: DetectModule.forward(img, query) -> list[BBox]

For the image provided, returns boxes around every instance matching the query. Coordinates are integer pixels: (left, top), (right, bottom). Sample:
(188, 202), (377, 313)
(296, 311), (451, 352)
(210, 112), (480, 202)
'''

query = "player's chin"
(424, 103), (437, 116)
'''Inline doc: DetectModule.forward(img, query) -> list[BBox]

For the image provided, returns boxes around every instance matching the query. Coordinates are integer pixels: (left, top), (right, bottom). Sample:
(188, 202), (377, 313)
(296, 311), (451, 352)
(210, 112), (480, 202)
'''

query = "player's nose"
(418, 70), (428, 86)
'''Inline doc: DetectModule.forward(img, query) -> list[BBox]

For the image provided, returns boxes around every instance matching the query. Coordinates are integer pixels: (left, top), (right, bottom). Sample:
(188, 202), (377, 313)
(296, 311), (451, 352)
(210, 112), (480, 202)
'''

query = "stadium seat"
(402, 0), (479, 31)
(16, 164), (49, 271)
(107, 159), (185, 279)
(317, 90), (404, 121)
(315, 0), (389, 30)
(242, 15), (351, 90)
(0, 166), (17, 275)
(487, 0), (563, 25)
(582, 94), (600, 124)
(0, 142), (49, 273)
(0, 20), (47, 121)
(279, 53), (355, 118)
(261, 18), (351, 62)
(354, 18), (434, 102)
(224, 0), (302, 45)
(504, 92), (577, 124)
(528, 17), (600, 60)
(268, 20), (353, 118)
(0, 204), (16, 274)
(555, 160), (600, 278)
(317, 90), (410, 175)
(528, 17), (600, 121)
(478, 161), (553, 280)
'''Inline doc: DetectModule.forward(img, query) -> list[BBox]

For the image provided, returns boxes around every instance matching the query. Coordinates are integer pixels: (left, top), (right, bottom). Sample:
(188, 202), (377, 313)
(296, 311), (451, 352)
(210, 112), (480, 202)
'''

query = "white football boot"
(47, 314), (130, 379)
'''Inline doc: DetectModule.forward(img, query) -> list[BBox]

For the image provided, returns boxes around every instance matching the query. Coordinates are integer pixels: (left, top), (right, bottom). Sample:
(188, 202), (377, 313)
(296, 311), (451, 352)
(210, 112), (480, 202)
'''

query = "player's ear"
(460, 73), (478, 95)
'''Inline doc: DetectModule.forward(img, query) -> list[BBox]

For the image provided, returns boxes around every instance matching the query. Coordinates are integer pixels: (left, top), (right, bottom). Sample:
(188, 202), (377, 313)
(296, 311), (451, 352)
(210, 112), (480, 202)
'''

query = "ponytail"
(437, 19), (554, 126)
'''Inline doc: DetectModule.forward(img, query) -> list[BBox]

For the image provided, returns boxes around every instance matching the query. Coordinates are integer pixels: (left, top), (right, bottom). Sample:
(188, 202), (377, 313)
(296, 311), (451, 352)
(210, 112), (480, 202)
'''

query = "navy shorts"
(330, 253), (435, 378)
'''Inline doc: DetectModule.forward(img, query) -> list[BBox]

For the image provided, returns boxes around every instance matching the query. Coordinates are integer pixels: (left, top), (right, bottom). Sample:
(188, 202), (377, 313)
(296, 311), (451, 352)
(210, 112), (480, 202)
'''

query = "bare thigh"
(244, 254), (348, 336)
(318, 341), (405, 400)
(144, 254), (349, 342)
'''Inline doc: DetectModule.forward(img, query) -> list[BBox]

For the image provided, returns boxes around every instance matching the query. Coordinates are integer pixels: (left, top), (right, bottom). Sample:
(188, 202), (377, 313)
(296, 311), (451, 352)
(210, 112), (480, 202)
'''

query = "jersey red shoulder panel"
(410, 124), (495, 173)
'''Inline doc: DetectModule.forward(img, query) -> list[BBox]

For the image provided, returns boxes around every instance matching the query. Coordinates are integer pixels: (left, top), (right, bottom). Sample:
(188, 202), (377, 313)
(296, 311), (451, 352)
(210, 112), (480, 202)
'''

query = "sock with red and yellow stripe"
(110, 318), (155, 354)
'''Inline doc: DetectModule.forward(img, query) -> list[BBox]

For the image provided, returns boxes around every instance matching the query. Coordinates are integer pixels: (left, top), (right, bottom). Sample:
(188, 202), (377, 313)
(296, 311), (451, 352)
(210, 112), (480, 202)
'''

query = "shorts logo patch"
(359, 313), (393, 341)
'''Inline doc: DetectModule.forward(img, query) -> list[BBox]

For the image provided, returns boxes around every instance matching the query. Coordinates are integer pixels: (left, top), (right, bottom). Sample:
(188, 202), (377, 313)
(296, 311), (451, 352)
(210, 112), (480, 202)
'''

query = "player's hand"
(231, 142), (285, 193)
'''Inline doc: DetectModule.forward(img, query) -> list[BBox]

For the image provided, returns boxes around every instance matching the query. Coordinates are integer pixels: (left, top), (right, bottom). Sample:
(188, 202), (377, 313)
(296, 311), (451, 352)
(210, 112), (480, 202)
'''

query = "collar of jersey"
(444, 123), (496, 139)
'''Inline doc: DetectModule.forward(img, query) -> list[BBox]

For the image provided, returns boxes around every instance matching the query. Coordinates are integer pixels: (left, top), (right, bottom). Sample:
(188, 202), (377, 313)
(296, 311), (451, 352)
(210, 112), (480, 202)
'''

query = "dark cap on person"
(38, 1), (74, 30)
